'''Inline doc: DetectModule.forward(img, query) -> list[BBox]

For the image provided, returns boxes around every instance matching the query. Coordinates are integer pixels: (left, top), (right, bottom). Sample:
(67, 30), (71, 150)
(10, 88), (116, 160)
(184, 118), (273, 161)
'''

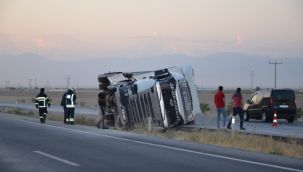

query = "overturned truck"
(98, 66), (201, 129)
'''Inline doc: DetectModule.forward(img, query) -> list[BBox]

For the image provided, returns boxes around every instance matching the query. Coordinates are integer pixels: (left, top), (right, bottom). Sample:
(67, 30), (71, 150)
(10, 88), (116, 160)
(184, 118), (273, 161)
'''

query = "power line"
(269, 61), (283, 89)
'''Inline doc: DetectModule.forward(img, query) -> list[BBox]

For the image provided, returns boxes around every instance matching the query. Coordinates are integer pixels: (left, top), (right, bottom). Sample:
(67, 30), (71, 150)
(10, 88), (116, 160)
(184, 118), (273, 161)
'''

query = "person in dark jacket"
(96, 91), (108, 129)
(62, 88), (77, 125)
(35, 88), (50, 123)
(60, 91), (68, 124)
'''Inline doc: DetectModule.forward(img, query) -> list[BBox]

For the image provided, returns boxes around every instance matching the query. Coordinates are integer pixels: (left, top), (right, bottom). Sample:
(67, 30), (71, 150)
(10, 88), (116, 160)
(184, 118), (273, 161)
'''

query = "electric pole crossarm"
(269, 61), (283, 89)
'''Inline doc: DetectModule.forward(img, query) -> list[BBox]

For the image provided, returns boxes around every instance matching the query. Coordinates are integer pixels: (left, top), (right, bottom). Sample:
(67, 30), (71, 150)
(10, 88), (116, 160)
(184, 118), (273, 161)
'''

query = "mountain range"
(0, 52), (302, 89)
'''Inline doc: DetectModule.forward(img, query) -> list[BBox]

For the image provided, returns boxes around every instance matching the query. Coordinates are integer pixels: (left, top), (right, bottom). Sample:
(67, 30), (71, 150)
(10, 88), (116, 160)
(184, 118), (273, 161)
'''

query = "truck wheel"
(262, 112), (270, 122)
(287, 118), (294, 123)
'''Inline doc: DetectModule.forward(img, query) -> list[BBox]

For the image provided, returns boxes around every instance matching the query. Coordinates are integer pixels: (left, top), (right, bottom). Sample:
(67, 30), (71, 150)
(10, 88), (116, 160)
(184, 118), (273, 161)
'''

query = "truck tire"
(287, 118), (294, 123)
(262, 112), (271, 123)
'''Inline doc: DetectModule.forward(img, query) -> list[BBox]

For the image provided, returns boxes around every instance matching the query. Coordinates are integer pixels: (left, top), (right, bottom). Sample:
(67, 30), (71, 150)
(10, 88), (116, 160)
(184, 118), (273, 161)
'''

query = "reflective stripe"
(37, 97), (48, 100)
(36, 96), (48, 108)
(66, 94), (75, 108)
(70, 118), (74, 122)
(40, 116), (43, 118)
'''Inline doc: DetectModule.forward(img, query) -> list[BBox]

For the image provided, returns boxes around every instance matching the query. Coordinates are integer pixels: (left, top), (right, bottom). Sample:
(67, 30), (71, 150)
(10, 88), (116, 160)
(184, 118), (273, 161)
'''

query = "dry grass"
(133, 127), (303, 159)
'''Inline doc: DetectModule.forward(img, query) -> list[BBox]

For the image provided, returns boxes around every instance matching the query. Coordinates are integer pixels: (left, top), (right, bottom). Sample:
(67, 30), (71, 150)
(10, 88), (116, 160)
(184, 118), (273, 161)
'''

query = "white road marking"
(33, 150), (79, 167)
(23, 119), (303, 172)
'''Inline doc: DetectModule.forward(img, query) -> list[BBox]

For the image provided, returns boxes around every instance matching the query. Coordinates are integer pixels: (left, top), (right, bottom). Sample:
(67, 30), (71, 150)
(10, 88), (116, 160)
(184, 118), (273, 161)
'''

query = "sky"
(0, 0), (302, 88)
(1, 0), (302, 60)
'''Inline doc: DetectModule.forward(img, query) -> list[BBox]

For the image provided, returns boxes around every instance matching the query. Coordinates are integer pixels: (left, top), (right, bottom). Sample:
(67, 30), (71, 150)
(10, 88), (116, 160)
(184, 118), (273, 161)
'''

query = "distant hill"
(0, 52), (302, 88)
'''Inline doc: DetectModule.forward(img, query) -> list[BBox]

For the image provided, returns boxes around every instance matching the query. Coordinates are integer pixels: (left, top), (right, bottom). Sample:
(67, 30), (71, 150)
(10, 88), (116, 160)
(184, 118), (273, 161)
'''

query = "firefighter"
(96, 90), (108, 129)
(64, 88), (77, 125)
(60, 90), (68, 124)
(35, 88), (50, 123)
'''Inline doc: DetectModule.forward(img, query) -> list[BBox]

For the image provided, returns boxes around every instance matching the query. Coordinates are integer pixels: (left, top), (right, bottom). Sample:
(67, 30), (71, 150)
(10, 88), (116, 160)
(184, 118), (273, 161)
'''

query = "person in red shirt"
(214, 86), (226, 128)
(227, 87), (245, 130)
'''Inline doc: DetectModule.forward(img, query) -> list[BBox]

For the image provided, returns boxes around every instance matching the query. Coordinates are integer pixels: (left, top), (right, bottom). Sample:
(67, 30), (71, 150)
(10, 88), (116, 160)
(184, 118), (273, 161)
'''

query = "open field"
(0, 88), (100, 108)
(1, 88), (302, 113)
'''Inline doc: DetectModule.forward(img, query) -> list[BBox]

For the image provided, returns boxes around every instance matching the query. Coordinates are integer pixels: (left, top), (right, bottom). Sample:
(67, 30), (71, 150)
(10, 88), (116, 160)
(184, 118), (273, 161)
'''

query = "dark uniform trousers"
(39, 107), (47, 123)
(66, 108), (75, 124)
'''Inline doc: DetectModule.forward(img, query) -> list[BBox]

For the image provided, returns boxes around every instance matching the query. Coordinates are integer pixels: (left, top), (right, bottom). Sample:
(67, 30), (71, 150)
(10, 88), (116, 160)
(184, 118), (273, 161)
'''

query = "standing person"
(214, 86), (226, 128)
(64, 88), (77, 125)
(96, 90), (108, 129)
(60, 91), (68, 124)
(227, 88), (246, 130)
(35, 88), (50, 123)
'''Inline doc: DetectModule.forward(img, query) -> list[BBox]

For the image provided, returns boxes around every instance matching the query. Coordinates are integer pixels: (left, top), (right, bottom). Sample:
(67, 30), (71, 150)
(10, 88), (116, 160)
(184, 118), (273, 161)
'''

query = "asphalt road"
(0, 102), (303, 139)
(193, 113), (303, 139)
(1, 101), (303, 139)
(0, 113), (302, 172)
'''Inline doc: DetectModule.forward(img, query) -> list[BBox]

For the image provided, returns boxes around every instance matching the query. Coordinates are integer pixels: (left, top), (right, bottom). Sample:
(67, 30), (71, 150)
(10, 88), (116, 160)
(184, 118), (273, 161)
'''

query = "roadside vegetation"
(133, 127), (303, 159)
(200, 103), (210, 113)
(1, 107), (302, 159)
(297, 108), (303, 119)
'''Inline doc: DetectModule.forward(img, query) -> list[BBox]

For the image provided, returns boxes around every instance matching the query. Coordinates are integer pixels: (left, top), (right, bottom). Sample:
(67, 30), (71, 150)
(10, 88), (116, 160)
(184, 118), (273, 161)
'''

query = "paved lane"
(1, 102), (303, 139)
(0, 113), (302, 172)
(193, 113), (303, 139)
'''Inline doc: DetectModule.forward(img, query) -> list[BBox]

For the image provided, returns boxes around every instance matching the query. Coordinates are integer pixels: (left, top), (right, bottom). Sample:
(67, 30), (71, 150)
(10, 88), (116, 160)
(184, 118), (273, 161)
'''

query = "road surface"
(193, 113), (303, 139)
(0, 113), (302, 172)
(1, 101), (303, 139)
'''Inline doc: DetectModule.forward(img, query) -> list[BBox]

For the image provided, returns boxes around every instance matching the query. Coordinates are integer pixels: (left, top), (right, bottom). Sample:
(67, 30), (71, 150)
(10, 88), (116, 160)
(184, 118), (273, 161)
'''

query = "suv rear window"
(271, 90), (295, 101)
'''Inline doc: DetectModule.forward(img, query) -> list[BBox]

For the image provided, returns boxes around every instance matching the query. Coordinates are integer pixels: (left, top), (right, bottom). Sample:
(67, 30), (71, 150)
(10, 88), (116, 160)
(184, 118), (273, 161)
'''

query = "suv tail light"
(269, 98), (273, 107)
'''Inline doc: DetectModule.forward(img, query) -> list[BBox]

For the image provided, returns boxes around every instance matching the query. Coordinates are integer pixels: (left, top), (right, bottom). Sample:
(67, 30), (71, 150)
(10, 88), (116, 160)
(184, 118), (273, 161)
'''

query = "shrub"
(200, 103), (210, 113)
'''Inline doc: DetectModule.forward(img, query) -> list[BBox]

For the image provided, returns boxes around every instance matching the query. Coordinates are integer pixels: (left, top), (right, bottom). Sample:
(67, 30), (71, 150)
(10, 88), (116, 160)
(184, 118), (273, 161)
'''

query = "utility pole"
(64, 75), (71, 89)
(28, 79), (33, 90)
(5, 80), (10, 89)
(249, 70), (254, 93)
(269, 61), (283, 89)
(34, 79), (37, 89)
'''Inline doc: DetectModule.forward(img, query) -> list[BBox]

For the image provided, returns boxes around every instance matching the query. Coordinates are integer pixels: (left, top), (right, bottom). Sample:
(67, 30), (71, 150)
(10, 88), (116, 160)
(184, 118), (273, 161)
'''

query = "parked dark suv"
(244, 89), (296, 123)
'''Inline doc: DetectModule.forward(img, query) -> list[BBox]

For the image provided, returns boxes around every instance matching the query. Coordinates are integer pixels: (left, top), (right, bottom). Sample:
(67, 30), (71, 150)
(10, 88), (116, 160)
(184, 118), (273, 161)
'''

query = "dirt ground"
(1, 88), (302, 115)
(0, 89), (100, 108)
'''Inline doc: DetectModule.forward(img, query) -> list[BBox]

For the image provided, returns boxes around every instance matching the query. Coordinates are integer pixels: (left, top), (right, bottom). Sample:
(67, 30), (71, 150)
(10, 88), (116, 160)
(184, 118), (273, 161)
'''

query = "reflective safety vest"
(66, 93), (75, 108)
(36, 97), (49, 108)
